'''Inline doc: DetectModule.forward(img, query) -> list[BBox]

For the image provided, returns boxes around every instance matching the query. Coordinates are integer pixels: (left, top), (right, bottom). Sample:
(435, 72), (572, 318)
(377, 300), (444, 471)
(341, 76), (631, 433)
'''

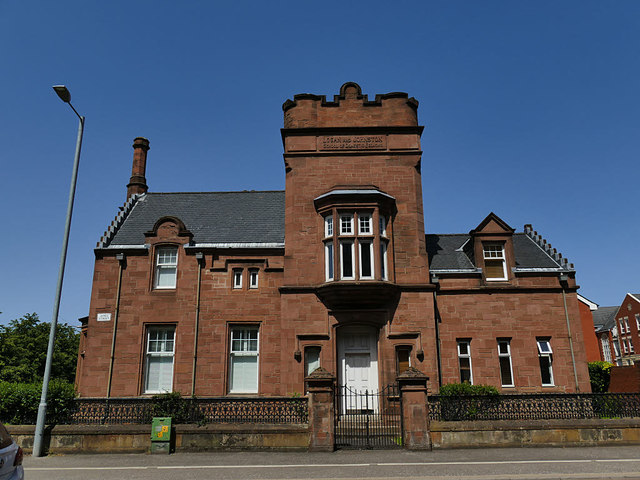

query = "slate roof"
(105, 191), (285, 247)
(630, 294), (640, 302)
(99, 191), (570, 272)
(592, 306), (619, 333)
(426, 233), (563, 271)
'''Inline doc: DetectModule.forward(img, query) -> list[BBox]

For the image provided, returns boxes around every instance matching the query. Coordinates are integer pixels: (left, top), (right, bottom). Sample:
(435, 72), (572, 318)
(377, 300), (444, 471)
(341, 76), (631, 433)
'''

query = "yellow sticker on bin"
(162, 425), (169, 432)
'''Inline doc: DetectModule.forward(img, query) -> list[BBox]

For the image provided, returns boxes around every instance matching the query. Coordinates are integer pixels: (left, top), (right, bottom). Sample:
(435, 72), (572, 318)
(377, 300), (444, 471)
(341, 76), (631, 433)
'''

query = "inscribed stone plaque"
(97, 313), (111, 322)
(319, 135), (386, 150)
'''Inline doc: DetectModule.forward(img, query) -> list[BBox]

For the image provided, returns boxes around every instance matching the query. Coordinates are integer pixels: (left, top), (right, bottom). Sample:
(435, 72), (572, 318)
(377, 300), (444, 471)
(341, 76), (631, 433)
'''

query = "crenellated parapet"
(282, 82), (419, 129)
(524, 224), (574, 270)
(96, 193), (141, 249)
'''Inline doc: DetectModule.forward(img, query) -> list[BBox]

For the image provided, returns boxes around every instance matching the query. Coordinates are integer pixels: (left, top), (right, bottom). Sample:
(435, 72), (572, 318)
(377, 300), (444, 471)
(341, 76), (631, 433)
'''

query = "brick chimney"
(126, 137), (149, 199)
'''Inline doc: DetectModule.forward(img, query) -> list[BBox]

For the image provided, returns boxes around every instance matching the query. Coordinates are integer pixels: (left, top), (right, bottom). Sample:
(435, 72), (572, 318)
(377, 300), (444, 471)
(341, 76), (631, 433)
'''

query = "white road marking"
(157, 463), (371, 469)
(26, 466), (149, 470)
(595, 458), (640, 462)
(26, 458), (640, 471)
(377, 460), (593, 466)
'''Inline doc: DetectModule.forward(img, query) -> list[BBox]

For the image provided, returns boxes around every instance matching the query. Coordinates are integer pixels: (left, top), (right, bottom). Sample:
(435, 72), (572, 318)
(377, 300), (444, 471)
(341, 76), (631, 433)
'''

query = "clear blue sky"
(1, 1), (638, 326)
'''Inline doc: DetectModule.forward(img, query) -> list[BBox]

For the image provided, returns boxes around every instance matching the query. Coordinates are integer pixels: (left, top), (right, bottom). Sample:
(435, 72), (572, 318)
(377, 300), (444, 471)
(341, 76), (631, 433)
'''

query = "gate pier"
(398, 367), (431, 450)
(306, 368), (336, 452)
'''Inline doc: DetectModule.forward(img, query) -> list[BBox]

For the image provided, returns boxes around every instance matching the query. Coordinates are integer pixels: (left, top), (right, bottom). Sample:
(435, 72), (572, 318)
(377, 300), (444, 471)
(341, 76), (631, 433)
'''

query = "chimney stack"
(127, 137), (150, 199)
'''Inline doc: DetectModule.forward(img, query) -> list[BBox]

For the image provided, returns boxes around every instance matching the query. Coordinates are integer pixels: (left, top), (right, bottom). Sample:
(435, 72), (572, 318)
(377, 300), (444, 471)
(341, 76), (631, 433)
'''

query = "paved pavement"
(24, 446), (640, 479)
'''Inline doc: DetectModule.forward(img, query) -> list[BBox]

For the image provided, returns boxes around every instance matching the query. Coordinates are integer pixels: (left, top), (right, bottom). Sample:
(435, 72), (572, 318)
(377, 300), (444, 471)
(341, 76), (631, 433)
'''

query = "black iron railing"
(68, 396), (308, 425)
(335, 384), (403, 449)
(428, 393), (640, 421)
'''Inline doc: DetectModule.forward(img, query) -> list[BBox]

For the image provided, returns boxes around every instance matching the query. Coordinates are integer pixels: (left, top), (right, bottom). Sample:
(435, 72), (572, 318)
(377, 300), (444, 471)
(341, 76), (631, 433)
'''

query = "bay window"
(323, 210), (390, 282)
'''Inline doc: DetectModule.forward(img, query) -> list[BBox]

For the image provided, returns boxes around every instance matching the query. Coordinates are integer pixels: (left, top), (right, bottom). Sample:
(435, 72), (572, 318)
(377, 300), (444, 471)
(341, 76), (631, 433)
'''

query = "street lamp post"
(32, 86), (85, 457)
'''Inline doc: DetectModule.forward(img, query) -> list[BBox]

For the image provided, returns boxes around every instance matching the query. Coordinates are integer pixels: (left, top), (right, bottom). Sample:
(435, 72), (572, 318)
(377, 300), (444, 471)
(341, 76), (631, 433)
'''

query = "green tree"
(588, 361), (614, 393)
(0, 313), (80, 384)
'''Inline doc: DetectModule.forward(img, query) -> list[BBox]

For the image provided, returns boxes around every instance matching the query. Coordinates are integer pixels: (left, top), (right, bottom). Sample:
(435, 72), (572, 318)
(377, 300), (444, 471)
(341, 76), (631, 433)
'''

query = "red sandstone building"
(75, 83), (591, 398)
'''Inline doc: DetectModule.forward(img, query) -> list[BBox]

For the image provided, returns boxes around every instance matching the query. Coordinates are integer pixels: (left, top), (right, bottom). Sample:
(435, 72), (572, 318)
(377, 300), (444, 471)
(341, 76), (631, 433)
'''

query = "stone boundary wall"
(8, 424), (309, 454)
(430, 419), (640, 449)
(7, 419), (640, 453)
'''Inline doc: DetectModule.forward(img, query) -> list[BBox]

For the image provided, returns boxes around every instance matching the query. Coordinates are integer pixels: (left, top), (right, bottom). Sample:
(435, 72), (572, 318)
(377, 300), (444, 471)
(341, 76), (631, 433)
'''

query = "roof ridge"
(97, 194), (142, 248)
(146, 190), (285, 195)
(426, 233), (470, 237)
(523, 225), (573, 271)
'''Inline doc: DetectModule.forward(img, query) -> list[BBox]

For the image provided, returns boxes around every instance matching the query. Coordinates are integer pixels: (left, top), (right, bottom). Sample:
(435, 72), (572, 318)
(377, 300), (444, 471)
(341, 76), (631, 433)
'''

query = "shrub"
(150, 392), (203, 424)
(438, 383), (499, 421)
(588, 361), (614, 393)
(439, 383), (499, 396)
(0, 380), (76, 425)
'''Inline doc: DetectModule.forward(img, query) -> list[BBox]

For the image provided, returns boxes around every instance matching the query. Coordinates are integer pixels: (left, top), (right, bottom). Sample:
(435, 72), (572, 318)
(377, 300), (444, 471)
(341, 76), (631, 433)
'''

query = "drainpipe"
(106, 253), (126, 398)
(431, 274), (443, 388)
(559, 274), (580, 392)
(191, 252), (204, 396)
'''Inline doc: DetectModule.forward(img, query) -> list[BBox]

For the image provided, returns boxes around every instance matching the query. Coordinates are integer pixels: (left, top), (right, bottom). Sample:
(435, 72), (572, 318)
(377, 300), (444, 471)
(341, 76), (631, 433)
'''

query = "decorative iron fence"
(428, 393), (640, 421)
(334, 384), (403, 449)
(68, 397), (308, 425)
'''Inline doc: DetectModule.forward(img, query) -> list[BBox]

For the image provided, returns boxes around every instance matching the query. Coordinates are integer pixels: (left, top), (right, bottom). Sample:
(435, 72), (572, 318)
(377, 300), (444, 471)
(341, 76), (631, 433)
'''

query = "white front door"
(345, 353), (371, 393)
(338, 326), (378, 391)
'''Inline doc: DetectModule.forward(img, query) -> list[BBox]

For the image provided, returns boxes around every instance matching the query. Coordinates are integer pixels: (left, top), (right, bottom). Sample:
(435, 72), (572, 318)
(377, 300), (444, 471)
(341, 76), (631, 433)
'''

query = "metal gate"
(334, 383), (403, 449)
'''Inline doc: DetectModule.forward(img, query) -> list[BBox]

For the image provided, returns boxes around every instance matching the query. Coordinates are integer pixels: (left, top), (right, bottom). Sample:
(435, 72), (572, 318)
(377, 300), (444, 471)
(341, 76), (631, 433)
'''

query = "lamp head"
(53, 85), (71, 103)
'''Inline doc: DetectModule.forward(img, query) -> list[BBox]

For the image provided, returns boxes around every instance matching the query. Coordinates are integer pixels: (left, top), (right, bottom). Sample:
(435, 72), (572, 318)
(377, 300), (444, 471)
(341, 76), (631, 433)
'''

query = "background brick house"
(75, 82), (591, 398)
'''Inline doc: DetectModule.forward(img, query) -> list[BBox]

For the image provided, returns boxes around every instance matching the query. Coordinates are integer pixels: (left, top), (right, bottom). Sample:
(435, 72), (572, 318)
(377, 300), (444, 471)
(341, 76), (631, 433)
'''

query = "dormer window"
(483, 243), (507, 281)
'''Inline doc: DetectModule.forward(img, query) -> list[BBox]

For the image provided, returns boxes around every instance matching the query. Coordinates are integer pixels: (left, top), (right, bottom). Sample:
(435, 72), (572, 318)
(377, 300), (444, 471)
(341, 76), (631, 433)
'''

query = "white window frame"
(325, 241), (334, 281)
(143, 326), (175, 394)
(619, 318), (626, 334)
(601, 336), (612, 363)
(624, 317), (630, 334)
(457, 340), (473, 384)
(358, 240), (374, 279)
(324, 215), (333, 238)
(613, 340), (621, 359)
(229, 326), (259, 394)
(249, 268), (259, 289)
(233, 269), (243, 289)
(304, 346), (321, 377)
(483, 243), (507, 281)
(340, 240), (355, 280)
(497, 339), (514, 387)
(537, 339), (554, 386)
(379, 215), (387, 237)
(340, 214), (354, 235)
(154, 246), (178, 289)
(380, 240), (388, 281)
(358, 213), (372, 235)
(629, 338), (635, 354)
(396, 346), (412, 375)
(636, 314), (640, 332)
(622, 338), (628, 354)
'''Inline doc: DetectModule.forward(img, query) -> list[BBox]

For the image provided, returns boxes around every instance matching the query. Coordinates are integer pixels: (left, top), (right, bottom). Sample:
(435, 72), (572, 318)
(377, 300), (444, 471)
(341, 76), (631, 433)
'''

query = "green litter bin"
(151, 417), (172, 454)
